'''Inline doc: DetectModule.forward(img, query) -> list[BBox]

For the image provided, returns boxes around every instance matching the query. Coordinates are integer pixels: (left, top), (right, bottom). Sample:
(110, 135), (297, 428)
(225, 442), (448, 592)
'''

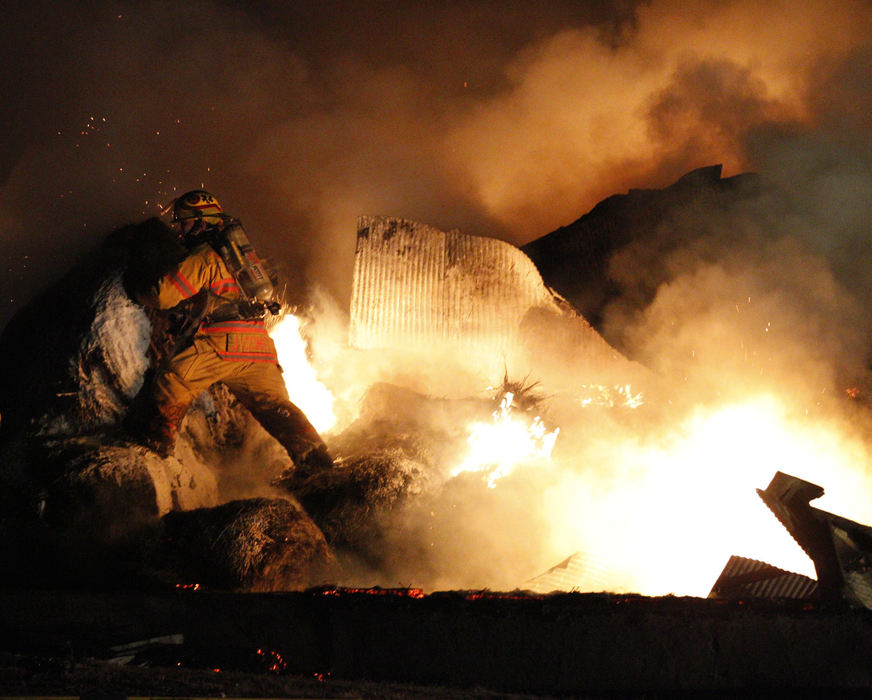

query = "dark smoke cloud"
(3, 0), (870, 333)
(0, 0), (643, 329)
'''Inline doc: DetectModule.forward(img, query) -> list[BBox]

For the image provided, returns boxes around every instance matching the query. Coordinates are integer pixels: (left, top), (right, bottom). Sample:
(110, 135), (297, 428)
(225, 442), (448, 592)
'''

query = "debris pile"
(0, 210), (641, 592)
(0, 219), (331, 590)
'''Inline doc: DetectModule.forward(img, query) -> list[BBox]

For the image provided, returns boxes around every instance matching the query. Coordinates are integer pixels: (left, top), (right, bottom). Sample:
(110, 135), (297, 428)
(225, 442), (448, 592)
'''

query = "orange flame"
(269, 314), (337, 434)
(544, 394), (872, 596)
(452, 391), (559, 487)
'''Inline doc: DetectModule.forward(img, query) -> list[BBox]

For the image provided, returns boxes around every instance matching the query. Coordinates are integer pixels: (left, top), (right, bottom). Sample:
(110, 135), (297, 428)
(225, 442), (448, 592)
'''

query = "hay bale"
(288, 382), (489, 571)
(46, 444), (219, 541)
(294, 448), (434, 560)
(157, 498), (339, 591)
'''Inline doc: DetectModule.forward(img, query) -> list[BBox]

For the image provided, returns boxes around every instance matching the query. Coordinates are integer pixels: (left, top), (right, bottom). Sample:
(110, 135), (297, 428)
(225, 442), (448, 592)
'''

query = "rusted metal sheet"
(349, 216), (560, 351)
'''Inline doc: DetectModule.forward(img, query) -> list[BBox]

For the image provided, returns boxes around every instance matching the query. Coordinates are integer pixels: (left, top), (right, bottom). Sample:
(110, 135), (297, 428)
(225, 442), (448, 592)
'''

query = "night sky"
(1, 0), (872, 331)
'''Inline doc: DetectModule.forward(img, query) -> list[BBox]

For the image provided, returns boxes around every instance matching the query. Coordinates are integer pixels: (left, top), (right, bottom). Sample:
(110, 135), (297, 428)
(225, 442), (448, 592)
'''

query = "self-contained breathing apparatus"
(156, 190), (285, 360)
(206, 219), (282, 320)
(157, 218), (283, 362)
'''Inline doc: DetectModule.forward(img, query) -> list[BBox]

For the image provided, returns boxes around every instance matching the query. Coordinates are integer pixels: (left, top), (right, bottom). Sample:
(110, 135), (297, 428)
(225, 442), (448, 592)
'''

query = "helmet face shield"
(172, 190), (223, 225)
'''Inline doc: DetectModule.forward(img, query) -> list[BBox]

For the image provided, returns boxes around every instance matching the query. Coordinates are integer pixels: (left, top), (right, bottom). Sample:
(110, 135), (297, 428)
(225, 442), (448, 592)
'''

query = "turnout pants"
(152, 335), (326, 464)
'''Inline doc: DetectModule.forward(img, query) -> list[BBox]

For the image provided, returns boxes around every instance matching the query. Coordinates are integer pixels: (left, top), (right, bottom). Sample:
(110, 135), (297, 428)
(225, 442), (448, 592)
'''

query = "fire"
(544, 394), (872, 596)
(451, 391), (560, 488)
(261, 312), (872, 599)
(269, 314), (337, 434)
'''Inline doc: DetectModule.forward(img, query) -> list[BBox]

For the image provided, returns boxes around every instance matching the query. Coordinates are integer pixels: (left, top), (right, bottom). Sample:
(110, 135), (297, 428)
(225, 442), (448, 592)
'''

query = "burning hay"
(450, 389), (559, 488)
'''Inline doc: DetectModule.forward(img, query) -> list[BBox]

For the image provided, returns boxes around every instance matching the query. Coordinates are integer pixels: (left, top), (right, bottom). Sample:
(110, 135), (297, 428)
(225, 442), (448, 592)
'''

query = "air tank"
(216, 221), (275, 301)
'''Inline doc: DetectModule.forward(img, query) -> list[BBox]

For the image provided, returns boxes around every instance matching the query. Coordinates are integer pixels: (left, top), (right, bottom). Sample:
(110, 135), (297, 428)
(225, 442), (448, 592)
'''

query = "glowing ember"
(452, 392), (559, 488)
(269, 314), (337, 434)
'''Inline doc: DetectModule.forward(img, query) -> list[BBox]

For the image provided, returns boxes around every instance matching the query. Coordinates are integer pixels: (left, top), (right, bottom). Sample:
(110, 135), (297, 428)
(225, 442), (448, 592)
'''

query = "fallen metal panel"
(524, 551), (624, 594)
(709, 555), (817, 601)
(349, 216), (560, 351)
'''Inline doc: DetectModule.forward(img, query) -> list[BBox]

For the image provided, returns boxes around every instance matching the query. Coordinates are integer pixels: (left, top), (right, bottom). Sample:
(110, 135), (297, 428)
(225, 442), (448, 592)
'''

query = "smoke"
(288, 0), (872, 592)
(4, 0), (872, 593)
(4, 0), (870, 330)
(0, 0), (636, 328)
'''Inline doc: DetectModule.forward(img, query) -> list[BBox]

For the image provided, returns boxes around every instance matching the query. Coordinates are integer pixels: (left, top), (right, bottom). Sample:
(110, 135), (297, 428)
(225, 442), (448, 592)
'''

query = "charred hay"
(293, 382), (493, 565)
(155, 497), (339, 591)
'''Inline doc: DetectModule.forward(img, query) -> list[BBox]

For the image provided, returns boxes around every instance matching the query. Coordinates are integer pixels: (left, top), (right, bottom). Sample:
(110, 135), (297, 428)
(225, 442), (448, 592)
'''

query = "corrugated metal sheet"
(708, 555), (818, 601)
(349, 216), (560, 351)
(523, 552), (623, 594)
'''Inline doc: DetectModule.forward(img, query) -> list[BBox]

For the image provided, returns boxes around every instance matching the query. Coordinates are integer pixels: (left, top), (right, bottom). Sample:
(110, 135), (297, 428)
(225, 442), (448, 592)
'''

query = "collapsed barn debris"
(757, 471), (872, 608)
(351, 215), (592, 351)
(523, 551), (625, 595)
(708, 471), (872, 610)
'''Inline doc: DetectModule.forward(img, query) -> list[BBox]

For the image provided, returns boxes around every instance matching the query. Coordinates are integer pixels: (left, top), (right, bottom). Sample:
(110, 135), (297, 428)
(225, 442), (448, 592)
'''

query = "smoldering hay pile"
(0, 218), (338, 590)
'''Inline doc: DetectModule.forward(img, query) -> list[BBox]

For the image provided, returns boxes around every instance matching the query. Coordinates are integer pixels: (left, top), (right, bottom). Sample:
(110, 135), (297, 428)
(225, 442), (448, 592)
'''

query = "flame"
(269, 314), (337, 434)
(451, 392), (560, 487)
(260, 311), (872, 598)
(544, 394), (872, 596)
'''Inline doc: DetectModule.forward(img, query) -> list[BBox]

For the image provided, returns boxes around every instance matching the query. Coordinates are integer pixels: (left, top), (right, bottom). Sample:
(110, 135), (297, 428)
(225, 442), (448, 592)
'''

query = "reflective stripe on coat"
(157, 242), (278, 362)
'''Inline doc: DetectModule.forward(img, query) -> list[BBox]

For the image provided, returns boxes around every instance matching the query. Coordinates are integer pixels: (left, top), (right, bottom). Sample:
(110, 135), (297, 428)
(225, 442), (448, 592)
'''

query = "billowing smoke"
(4, 0), (870, 327)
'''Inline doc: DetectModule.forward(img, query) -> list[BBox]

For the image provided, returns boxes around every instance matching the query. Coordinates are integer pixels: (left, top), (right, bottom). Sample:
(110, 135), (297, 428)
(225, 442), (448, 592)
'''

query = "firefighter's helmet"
(172, 190), (223, 225)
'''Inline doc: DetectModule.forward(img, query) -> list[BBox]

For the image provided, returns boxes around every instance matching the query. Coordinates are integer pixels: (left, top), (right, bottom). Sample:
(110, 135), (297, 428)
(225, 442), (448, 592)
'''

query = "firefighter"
(143, 189), (333, 479)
